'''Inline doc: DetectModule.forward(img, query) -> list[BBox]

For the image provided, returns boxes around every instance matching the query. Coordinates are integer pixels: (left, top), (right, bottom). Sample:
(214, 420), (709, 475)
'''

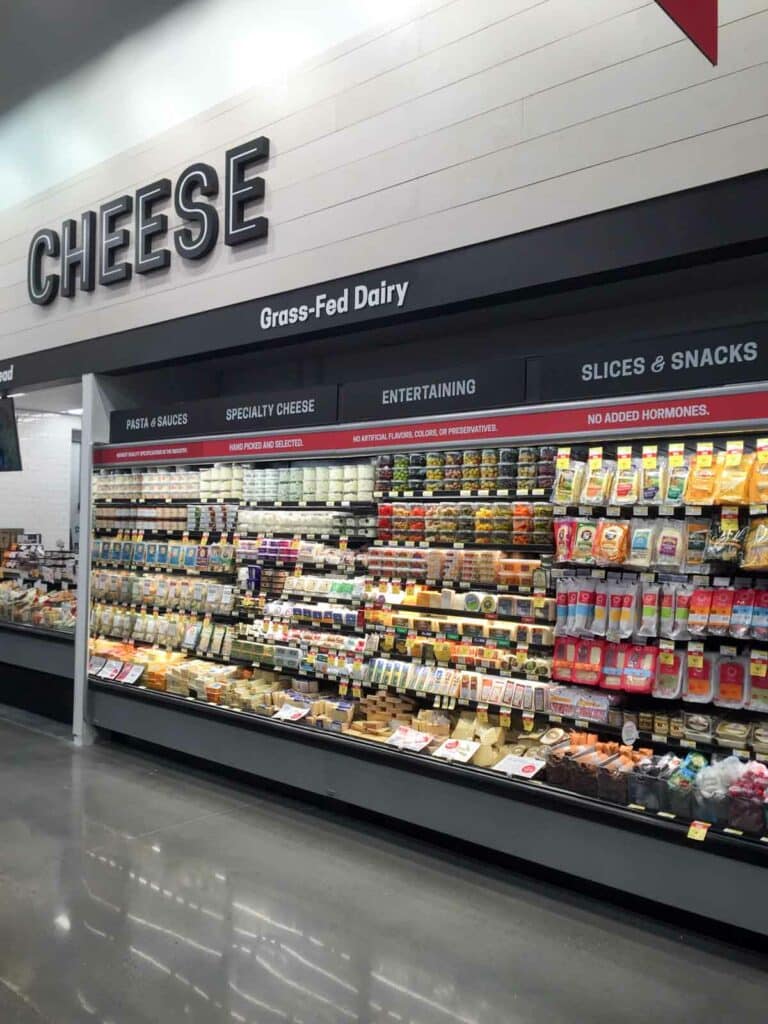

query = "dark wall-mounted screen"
(0, 398), (22, 471)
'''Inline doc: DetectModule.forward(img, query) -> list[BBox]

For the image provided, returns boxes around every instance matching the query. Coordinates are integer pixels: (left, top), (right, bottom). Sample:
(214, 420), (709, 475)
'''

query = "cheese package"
(708, 587), (735, 635)
(626, 520), (657, 569)
(717, 453), (754, 505)
(640, 458), (668, 505)
(591, 581), (609, 637)
(637, 583), (660, 638)
(742, 517), (768, 569)
(554, 518), (577, 563)
(571, 582), (597, 635)
(729, 588), (756, 638)
(658, 583), (678, 639)
(600, 642), (628, 692)
(552, 462), (585, 505)
(748, 458), (768, 505)
(593, 519), (630, 565)
(684, 520), (709, 571)
(705, 508), (744, 564)
(571, 638), (605, 686)
(555, 578), (570, 635)
(664, 462), (690, 505)
(571, 520), (598, 564)
(606, 583), (625, 638)
(684, 453), (723, 505)
(618, 581), (640, 639)
(654, 648), (685, 700)
(685, 651), (715, 703)
(582, 460), (615, 506)
(623, 644), (657, 695)
(654, 521), (686, 571)
(610, 460), (641, 506)
(671, 584), (694, 640)
(688, 588), (713, 635)
(714, 655), (749, 710)
(751, 589), (768, 640)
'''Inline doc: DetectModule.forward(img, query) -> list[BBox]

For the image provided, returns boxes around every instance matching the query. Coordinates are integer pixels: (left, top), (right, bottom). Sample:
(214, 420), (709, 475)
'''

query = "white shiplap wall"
(1, 0), (767, 361)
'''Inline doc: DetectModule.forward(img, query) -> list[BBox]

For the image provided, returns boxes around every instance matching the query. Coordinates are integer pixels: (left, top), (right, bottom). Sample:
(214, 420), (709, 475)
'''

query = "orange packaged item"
(593, 519), (630, 565)
(717, 453), (754, 506)
(684, 453), (723, 505)
(749, 458), (768, 505)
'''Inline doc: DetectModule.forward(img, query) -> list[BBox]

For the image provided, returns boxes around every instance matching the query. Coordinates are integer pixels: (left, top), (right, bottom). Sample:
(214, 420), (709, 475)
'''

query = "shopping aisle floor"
(0, 712), (765, 1024)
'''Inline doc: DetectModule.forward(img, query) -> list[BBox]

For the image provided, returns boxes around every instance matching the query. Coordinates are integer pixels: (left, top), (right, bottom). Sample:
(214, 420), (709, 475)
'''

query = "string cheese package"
(591, 581), (609, 637)
(606, 583), (625, 638)
(708, 587), (735, 635)
(687, 588), (713, 635)
(593, 519), (630, 565)
(571, 581), (597, 635)
(640, 458), (668, 505)
(637, 583), (660, 638)
(685, 651), (715, 703)
(555, 578), (570, 635)
(653, 648), (685, 700)
(626, 520), (657, 569)
(717, 452), (754, 505)
(670, 584), (694, 640)
(658, 583), (678, 639)
(610, 460), (641, 506)
(619, 581), (640, 639)
(714, 654), (750, 710)
(729, 588), (756, 638)
(654, 521), (686, 572)
(581, 460), (615, 506)
(684, 453), (723, 506)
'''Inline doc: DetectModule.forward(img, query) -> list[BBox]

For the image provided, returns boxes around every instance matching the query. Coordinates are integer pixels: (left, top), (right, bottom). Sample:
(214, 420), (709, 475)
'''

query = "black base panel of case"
(88, 681), (768, 938)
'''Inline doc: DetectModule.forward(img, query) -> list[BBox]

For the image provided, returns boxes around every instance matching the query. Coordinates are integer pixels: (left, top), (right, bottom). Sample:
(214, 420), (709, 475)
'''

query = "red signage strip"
(93, 389), (767, 466)
(655, 0), (718, 65)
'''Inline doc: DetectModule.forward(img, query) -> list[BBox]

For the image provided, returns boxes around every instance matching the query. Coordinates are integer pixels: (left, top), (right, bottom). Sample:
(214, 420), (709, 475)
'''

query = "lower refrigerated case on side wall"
(85, 386), (768, 935)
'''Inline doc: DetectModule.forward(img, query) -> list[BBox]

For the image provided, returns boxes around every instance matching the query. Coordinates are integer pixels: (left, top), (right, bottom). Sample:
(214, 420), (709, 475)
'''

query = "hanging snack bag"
(714, 654), (750, 710)
(610, 460), (641, 506)
(582, 460), (616, 506)
(571, 519), (598, 564)
(626, 519), (657, 570)
(591, 581), (609, 637)
(619, 581), (640, 639)
(641, 457), (668, 505)
(685, 651), (715, 703)
(654, 520), (686, 572)
(708, 587), (735, 635)
(670, 584), (694, 640)
(729, 588), (756, 638)
(637, 582), (660, 638)
(717, 451), (754, 505)
(654, 648), (685, 700)
(685, 452), (723, 506)
(748, 455), (768, 505)
(593, 518), (630, 566)
(552, 461), (586, 505)
(742, 517), (768, 570)
(606, 583), (625, 639)
(688, 588), (713, 635)
(705, 508), (745, 564)
(554, 518), (577, 563)
(555, 578), (571, 635)
(623, 644), (658, 695)
(665, 456), (690, 505)
(659, 583), (678, 639)
(684, 520), (709, 571)
(565, 579), (579, 634)
(752, 589), (768, 641)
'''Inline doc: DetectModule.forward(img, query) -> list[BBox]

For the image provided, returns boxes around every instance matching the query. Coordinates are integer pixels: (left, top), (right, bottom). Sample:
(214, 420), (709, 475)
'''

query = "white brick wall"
(0, 412), (80, 548)
(0, 0), (766, 360)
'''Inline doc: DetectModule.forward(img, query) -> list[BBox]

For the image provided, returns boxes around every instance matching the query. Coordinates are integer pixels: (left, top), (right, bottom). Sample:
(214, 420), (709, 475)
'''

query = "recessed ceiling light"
(65, 408), (83, 415)
(7, 392), (26, 398)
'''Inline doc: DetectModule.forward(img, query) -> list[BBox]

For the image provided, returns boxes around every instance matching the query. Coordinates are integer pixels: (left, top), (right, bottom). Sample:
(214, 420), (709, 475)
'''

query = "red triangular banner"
(655, 0), (718, 65)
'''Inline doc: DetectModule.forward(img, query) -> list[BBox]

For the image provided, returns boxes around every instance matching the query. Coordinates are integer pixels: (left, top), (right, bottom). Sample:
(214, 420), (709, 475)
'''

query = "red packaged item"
(622, 644), (658, 695)
(553, 636), (574, 682)
(572, 638), (605, 686)
(554, 518), (576, 563)
(601, 642), (628, 691)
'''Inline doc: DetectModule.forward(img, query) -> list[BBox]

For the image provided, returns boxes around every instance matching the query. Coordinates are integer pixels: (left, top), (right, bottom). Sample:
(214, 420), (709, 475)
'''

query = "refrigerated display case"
(86, 386), (768, 935)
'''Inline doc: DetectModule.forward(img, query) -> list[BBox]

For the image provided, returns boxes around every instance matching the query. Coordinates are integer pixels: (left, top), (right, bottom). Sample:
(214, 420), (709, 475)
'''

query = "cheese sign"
(588, 446), (603, 469)
(617, 445), (633, 471)
(696, 441), (713, 468)
(556, 447), (571, 470)
(758, 438), (768, 465)
(642, 445), (658, 470)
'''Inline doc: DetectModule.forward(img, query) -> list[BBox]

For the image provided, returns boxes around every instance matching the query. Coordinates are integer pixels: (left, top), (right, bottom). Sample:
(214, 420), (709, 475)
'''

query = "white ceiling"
(11, 382), (83, 415)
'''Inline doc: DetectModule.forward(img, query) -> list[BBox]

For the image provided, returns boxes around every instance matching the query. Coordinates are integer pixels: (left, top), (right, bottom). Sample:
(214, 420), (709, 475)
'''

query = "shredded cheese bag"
(716, 453), (754, 506)
(684, 453), (723, 505)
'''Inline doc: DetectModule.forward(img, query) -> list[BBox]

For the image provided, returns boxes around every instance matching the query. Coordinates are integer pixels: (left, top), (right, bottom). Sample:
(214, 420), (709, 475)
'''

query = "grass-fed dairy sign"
(27, 137), (270, 305)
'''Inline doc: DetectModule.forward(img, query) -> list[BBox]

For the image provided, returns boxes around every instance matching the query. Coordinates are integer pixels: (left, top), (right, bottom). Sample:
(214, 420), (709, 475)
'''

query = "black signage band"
(109, 385), (339, 443)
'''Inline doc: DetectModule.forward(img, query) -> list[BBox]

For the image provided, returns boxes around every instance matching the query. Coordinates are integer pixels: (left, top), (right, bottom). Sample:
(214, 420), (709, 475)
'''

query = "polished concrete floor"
(0, 710), (766, 1024)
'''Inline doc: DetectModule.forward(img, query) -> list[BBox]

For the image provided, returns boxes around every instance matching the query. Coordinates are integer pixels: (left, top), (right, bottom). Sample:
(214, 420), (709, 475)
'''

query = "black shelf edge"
(0, 620), (75, 643)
